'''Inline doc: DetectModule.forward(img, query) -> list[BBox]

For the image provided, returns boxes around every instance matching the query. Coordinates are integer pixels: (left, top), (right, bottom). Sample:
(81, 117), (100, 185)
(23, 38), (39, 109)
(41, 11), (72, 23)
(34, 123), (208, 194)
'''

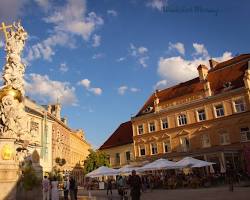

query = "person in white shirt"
(42, 176), (50, 200)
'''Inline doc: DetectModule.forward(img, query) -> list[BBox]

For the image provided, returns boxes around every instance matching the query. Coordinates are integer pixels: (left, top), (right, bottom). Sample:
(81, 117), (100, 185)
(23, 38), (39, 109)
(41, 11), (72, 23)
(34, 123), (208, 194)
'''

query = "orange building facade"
(132, 54), (250, 173)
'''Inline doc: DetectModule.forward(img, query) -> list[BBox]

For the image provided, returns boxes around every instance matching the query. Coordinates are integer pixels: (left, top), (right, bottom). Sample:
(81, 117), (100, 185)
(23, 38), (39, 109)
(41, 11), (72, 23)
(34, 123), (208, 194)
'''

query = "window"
(149, 122), (156, 132)
(161, 118), (168, 129)
(220, 132), (230, 145)
(215, 104), (224, 117)
(125, 151), (131, 161)
(240, 127), (250, 142)
(137, 125), (144, 135)
(115, 153), (120, 165)
(197, 109), (206, 121)
(201, 134), (210, 148)
(107, 155), (111, 164)
(234, 99), (245, 113)
(178, 114), (187, 126)
(163, 140), (171, 153)
(151, 143), (158, 155)
(180, 137), (190, 152)
(139, 145), (146, 156)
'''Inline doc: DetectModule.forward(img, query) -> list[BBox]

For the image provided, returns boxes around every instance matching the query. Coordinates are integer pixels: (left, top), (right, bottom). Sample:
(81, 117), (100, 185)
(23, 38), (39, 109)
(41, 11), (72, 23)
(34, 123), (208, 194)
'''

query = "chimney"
(47, 105), (52, 114)
(55, 103), (61, 120)
(209, 59), (219, 69)
(243, 60), (250, 89)
(197, 64), (208, 81)
(154, 90), (160, 112)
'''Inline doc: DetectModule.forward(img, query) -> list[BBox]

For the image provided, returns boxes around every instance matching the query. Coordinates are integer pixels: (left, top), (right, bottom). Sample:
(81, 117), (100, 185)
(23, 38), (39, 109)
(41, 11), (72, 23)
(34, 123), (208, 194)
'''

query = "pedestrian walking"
(69, 176), (76, 200)
(226, 163), (235, 192)
(63, 177), (70, 200)
(128, 170), (142, 200)
(51, 176), (59, 200)
(42, 176), (50, 200)
(106, 178), (113, 196)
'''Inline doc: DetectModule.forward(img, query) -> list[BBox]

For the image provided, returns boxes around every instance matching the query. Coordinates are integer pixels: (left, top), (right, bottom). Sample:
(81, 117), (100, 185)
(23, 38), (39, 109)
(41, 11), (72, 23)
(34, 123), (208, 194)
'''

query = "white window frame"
(220, 132), (230, 145)
(139, 145), (146, 157)
(178, 114), (187, 126)
(163, 140), (171, 153)
(240, 127), (250, 142)
(214, 104), (225, 118)
(233, 98), (246, 113)
(149, 122), (156, 132)
(151, 143), (158, 155)
(137, 124), (144, 135)
(201, 133), (210, 148)
(197, 108), (206, 122)
(161, 118), (168, 130)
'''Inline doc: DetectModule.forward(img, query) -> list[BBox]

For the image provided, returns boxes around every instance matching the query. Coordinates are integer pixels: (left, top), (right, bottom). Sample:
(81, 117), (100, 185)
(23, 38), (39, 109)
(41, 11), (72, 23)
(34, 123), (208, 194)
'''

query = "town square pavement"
(76, 186), (250, 200)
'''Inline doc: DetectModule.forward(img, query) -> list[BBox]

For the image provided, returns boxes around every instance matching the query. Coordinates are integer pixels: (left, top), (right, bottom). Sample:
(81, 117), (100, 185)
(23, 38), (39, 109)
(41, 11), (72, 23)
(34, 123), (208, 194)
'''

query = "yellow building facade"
(132, 54), (250, 173)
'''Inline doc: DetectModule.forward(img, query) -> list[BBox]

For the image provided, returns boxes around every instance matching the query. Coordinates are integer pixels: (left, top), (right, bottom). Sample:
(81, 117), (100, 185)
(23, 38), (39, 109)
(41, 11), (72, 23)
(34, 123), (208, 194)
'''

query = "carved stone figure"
(0, 22), (34, 142)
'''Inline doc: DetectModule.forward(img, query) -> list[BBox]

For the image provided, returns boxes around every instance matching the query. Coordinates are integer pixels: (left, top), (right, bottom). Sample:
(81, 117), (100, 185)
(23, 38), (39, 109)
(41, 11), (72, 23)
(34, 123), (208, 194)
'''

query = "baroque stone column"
(0, 22), (30, 200)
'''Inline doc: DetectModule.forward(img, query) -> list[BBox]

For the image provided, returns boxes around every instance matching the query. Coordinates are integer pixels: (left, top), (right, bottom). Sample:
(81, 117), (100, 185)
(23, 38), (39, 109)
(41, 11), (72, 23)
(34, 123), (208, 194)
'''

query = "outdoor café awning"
(138, 158), (176, 172)
(174, 157), (215, 168)
(86, 166), (119, 178)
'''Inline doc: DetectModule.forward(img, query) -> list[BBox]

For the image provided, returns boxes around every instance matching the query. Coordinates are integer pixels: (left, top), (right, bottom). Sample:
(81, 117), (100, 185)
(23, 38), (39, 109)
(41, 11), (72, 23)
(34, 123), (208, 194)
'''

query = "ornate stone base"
(0, 138), (19, 200)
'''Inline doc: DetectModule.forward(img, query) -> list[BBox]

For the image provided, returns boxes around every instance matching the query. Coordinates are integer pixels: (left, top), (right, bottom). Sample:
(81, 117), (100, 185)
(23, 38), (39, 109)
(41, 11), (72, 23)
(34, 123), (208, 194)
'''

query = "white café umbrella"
(138, 158), (176, 172)
(175, 157), (215, 168)
(118, 165), (140, 174)
(86, 166), (119, 178)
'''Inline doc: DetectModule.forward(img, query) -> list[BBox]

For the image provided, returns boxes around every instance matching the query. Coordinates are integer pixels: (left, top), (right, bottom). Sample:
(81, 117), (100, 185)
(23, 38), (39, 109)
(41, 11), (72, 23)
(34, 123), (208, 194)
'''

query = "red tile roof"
(99, 121), (133, 150)
(136, 54), (250, 117)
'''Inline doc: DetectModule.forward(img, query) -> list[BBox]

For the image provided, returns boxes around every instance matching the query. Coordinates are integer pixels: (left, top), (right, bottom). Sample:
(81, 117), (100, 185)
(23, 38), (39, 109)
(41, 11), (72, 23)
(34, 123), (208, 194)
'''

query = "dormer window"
(223, 82), (232, 90)
(143, 106), (153, 114)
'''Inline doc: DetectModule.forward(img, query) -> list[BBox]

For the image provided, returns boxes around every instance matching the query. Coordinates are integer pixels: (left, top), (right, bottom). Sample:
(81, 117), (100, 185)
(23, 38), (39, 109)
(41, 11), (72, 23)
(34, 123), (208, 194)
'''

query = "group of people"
(106, 170), (142, 200)
(42, 175), (78, 200)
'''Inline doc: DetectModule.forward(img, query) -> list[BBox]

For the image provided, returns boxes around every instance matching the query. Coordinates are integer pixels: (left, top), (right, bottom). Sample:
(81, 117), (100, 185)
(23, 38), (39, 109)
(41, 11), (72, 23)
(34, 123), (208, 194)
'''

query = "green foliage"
(83, 149), (110, 175)
(55, 157), (66, 166)
(21, 161), (40, 191)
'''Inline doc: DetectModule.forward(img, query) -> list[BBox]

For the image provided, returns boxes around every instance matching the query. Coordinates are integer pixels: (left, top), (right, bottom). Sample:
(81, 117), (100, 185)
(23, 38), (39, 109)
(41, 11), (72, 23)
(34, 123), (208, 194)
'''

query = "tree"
(83, 149), (110, 175)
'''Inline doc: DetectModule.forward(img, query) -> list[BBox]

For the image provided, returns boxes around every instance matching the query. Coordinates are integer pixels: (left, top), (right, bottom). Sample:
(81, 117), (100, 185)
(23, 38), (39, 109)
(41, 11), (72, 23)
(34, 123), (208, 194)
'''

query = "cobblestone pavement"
(76, 186), (250, 200)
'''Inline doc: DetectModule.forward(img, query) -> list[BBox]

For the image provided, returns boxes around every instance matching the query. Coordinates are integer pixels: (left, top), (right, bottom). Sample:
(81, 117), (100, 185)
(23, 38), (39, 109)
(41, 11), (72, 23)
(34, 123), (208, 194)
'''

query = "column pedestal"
(0, 138), (19, 200)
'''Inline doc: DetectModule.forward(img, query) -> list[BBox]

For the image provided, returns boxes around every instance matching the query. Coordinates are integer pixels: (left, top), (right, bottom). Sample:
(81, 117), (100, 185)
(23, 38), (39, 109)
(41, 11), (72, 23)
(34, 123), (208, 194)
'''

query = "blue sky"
(0, 0), (249, 148)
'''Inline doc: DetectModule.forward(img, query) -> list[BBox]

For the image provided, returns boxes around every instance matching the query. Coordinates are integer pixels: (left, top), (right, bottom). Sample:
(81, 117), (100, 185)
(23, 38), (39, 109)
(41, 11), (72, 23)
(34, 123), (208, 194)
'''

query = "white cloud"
(129, 43), (149, 67)
(146, 0), (167, 11)
(59, 63), (68, 73)
(130, 87), (140, 92)
(118, 86), (140, 95)
(44, 0), (103, 40)
(116, 57), (126, 62)
(157, 44), (233, 83)
(89, 87), (102, 95)
(168, 42), (185, 55)
(26, 0), (104, 62)
(26, 31), (73, 63)
(92, 34), (101, 47)
(139, 56), (149, 68)
(78, 78), (102, 95)
(118, 86), (128, 95)
(92, 53), (104, 59)
(107, 9), (118, 17)
(193, 43), (209, 57)
(154, 80), (167, 90)
(25, 73), (77, 105)
(138, 47), (148, 54)
(79, 78), (91, 89)
(0, 0), (29, 22)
